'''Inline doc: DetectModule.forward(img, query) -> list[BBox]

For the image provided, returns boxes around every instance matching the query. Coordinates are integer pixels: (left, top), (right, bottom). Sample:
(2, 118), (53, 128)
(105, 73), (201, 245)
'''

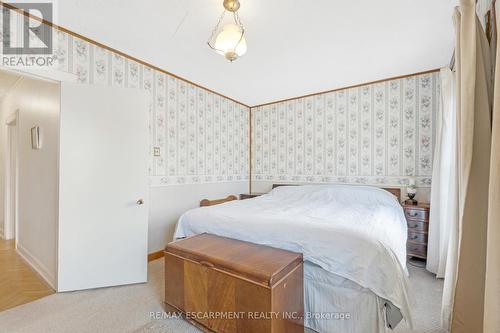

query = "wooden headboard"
(272, 184), (401, 201)
(383, 187), (401, 200)
(200, 195), (238, 207)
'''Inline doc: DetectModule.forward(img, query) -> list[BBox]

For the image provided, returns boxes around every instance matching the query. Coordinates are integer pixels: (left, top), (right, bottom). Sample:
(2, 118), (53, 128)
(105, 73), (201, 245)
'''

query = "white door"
(58, 83), (148, 292)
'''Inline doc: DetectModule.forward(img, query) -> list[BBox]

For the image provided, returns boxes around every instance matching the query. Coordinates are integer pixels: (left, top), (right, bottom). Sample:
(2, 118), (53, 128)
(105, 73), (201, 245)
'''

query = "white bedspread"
(174, 184), (414, 328)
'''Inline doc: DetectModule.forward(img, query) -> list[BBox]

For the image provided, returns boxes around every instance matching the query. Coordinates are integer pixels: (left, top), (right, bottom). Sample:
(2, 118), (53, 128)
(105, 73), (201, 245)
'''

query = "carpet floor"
(0, 259), (446, 333)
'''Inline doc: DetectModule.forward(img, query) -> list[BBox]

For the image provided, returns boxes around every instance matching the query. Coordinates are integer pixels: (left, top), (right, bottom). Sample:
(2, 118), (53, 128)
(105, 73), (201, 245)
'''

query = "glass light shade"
(407, 186), (417, 195)
(214, 24), (247, 60)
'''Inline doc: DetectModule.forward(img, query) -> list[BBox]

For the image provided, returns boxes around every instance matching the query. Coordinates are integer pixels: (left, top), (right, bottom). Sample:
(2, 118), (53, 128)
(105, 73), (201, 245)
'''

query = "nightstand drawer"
(407, 220), (427, 232)
(405, 208), (429, 221)
(407, 243), (427, 258)
(408, 231), (428, 244)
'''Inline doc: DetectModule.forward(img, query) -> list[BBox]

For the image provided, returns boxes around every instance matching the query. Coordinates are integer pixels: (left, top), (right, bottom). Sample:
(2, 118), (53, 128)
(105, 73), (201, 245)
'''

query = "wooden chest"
(164, 233), (304, 333)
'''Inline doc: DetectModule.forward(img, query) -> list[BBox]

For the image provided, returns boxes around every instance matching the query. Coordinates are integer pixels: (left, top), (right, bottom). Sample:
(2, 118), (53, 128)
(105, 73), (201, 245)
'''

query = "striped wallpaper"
(251, 72), (439, 187)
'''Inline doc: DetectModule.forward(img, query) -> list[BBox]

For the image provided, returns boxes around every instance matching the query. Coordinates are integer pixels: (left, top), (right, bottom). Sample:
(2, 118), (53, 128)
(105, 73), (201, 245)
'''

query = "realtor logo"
(1, 2), (54, 67)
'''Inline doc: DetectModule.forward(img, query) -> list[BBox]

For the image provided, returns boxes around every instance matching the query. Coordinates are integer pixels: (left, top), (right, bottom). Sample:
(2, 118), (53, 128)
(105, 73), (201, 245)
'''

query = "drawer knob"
(409, 223), (419, 229)
(408, 211), (419, 217)
(410, 234), (419, 240)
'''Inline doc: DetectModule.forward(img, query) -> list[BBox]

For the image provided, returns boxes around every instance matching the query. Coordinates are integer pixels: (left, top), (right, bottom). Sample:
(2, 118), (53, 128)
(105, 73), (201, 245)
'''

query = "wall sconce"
(31, 126), (42, 149)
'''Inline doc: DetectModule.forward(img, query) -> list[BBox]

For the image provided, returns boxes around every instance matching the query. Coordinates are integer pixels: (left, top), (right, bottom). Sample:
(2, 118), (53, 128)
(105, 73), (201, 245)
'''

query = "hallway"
(0, 239), (54, 312)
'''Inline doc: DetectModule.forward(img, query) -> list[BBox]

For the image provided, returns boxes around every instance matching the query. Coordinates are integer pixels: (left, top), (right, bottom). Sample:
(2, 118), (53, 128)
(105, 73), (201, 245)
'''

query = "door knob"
(137, 199), (144, 205)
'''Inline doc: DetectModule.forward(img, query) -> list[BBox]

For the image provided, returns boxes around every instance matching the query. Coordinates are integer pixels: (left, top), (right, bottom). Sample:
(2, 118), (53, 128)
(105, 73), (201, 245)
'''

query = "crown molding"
(1, 2), (441, 110)
(249, 68), (441, 109)
(0, 1), (251, 108)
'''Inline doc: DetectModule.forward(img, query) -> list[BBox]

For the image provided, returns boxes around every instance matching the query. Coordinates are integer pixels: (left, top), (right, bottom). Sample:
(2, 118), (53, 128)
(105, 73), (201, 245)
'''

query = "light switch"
(153, 147), (161, 156)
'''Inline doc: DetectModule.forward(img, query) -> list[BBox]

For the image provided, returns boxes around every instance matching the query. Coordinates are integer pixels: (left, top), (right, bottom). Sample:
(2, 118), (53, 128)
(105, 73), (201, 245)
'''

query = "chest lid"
(165, 233), (303, 287)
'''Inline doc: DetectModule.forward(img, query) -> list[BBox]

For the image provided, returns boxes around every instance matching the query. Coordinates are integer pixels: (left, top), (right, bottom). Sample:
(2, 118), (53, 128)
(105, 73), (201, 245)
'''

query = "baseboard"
(16, 246), (162, 287)
(16, 242), (56, 290)
(148, 250), (164, 262)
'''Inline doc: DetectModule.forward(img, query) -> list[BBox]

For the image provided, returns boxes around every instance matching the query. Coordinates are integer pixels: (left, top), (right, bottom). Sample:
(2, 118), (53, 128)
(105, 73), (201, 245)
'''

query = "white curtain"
(446, 0), (493, 331)
(483, 2), (500, 331)
(426, 68), (458, 279)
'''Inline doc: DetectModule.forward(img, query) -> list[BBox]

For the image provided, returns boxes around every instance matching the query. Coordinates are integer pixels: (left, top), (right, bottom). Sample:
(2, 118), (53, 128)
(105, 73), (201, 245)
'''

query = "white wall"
(0, 76), (60, 288)
(149, 181), (248, 252)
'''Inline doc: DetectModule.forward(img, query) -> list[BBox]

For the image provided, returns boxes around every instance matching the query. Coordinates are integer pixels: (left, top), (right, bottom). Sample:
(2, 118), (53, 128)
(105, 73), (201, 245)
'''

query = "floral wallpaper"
(251, 72), (439, 187)
(50, 27), (249, 186)
(1, 7), (439, 188)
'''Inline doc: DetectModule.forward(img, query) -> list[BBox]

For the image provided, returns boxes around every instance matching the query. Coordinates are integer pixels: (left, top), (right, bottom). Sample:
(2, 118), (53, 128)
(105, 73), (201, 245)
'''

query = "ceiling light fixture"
(207, 0), (247, 62)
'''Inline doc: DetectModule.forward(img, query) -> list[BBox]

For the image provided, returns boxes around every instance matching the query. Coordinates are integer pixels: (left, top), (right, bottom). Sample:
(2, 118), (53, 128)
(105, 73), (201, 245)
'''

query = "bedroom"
(0, 0), (498, 333)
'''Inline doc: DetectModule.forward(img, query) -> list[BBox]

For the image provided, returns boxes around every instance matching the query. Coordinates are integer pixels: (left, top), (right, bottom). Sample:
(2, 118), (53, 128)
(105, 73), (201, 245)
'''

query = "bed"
(173, 184), (413, 333)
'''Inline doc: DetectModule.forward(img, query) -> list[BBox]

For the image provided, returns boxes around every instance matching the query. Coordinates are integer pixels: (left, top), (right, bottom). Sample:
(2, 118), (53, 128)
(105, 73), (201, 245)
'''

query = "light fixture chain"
(234, 11), (244, 29)
(233, 11), (245, 50)
(207, 10), (227, 44)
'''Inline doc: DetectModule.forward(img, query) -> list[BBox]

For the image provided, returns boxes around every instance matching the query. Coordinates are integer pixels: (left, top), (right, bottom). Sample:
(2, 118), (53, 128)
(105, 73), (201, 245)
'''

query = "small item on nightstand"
(405, 177), (418, 206)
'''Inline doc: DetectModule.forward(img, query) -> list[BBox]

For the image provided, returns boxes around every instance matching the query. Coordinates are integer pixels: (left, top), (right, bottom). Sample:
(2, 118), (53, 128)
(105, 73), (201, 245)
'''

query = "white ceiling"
(56, 0), (458, 106)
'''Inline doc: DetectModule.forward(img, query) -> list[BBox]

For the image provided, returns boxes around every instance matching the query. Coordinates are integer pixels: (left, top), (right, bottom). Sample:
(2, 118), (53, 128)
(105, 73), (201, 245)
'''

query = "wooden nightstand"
(404, 203), (430, 261)
(239, 192), (265, 200)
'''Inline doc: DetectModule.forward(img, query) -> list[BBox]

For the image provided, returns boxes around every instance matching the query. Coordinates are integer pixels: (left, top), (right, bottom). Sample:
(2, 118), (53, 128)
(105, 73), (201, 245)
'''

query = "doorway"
(0, 70), (54, 311)
(4, 111), (18, 242)
(0, 68), (148, 295)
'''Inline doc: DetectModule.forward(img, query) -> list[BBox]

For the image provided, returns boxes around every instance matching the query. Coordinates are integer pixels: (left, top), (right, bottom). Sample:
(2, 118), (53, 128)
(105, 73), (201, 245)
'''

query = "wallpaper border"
(251, 176), (432, 187)
(150, 175), (249, 187)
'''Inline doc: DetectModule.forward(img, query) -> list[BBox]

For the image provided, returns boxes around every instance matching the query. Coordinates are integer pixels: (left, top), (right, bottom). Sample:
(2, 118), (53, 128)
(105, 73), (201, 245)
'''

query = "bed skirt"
(304, 262), (404, 333)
